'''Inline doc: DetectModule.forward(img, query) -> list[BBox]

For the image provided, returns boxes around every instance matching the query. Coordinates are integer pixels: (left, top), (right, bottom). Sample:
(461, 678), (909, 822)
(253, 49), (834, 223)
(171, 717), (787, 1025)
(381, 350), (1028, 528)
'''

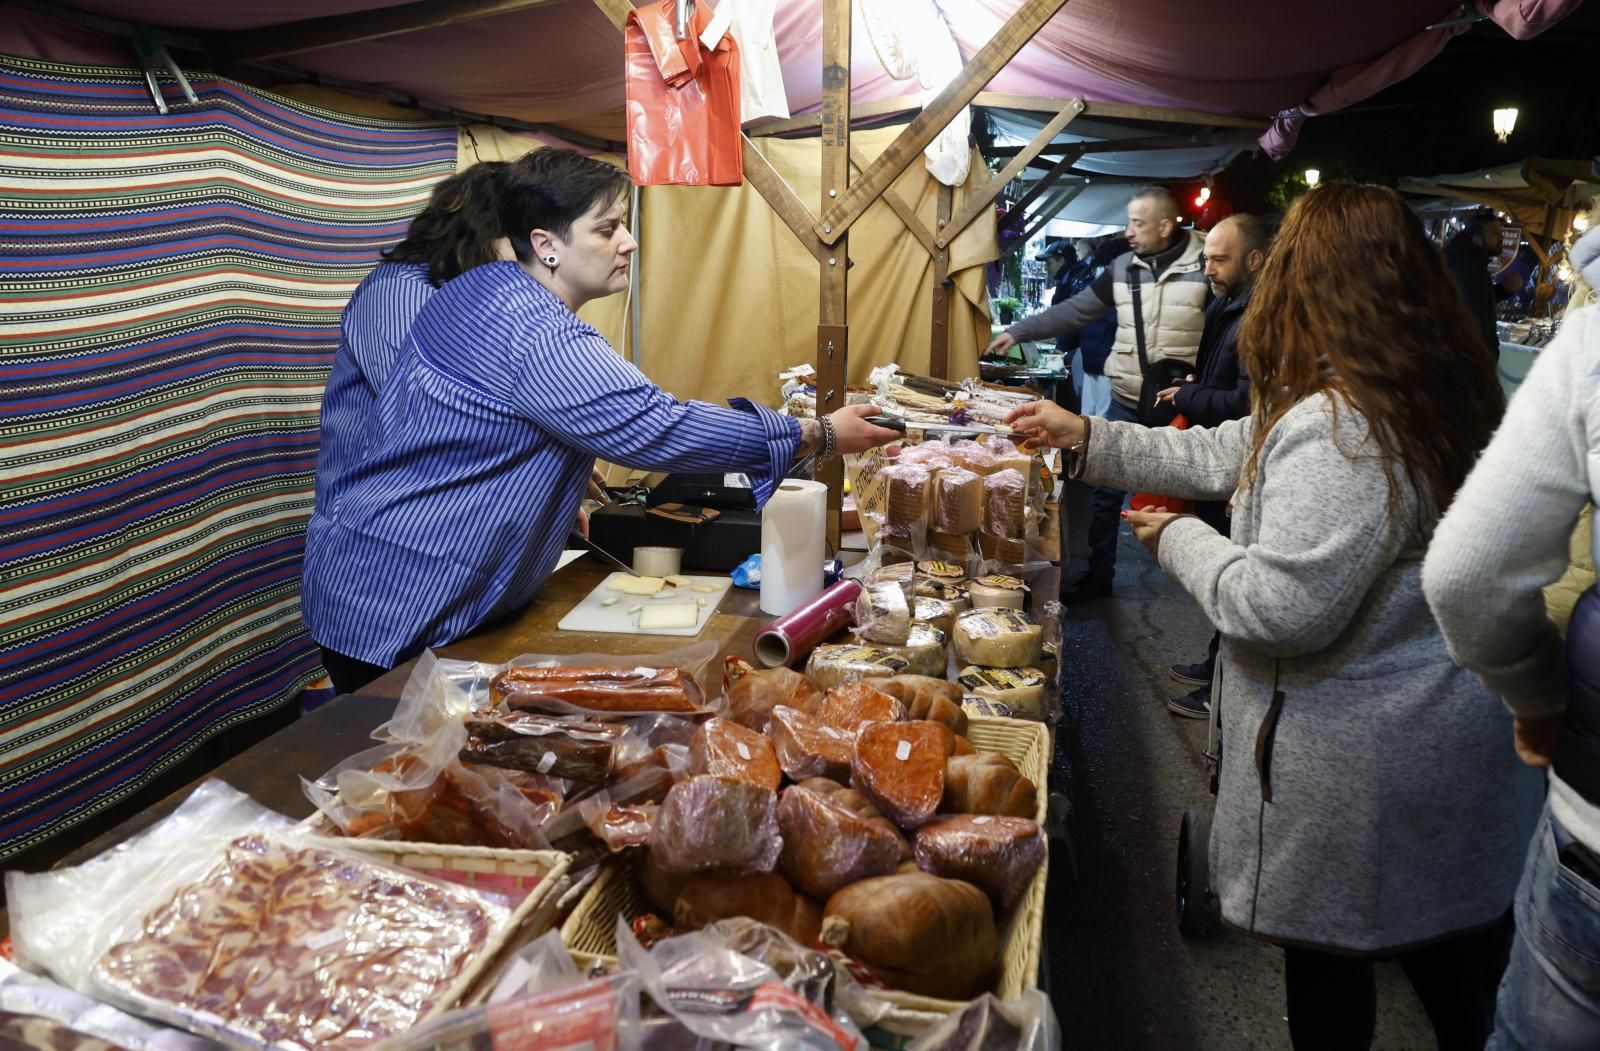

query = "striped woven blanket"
(0, 56), (456, 860)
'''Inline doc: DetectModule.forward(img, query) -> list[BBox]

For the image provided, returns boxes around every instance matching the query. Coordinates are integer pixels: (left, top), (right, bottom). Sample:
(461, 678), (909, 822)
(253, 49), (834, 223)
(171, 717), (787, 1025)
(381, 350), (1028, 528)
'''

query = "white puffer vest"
(1105, 230), (1209, 407)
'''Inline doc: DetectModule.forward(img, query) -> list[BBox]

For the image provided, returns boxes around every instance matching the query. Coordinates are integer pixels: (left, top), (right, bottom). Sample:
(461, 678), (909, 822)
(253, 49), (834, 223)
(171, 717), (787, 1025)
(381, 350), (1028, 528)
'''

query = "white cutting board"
(557, 572), (735, 637)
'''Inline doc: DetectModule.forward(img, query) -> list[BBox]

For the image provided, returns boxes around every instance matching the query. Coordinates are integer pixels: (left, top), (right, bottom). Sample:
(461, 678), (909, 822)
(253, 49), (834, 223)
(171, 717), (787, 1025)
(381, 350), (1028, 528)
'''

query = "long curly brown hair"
(1238, 183), (1503, 539)
(385, 161), (509, 287)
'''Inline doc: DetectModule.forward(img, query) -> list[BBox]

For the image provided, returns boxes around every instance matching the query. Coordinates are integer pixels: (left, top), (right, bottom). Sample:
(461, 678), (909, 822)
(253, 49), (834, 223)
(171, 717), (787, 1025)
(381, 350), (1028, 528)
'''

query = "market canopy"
(1400, 158), (1600, 239)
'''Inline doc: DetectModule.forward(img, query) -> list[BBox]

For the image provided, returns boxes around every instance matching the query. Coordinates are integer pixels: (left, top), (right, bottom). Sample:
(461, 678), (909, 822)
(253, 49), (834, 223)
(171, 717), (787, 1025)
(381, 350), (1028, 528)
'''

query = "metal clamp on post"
(133, 24), (198, 114)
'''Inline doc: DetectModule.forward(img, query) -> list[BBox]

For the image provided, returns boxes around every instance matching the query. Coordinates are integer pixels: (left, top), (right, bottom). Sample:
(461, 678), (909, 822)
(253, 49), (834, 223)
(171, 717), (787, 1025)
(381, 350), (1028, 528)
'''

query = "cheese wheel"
(852, 622), (948, 678)
(806, 644), (912, 689)
(933, 468), (982, 534)
(632, 546), (683, 577)
(913, 596), (959, 635)
(855, 582), (912, 645)
(964, 574), (1027, 610)
(914, 579), (970, 610)
(952, 608), (1043, 669)
(956, 666), (1048, 721)
(916, 560), (967, 585)
(983, 469), (1027, 539)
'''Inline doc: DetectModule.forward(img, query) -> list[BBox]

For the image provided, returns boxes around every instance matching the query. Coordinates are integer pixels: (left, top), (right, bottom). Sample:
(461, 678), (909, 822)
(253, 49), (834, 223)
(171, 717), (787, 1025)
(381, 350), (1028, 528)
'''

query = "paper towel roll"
(760, 480), (827, 616)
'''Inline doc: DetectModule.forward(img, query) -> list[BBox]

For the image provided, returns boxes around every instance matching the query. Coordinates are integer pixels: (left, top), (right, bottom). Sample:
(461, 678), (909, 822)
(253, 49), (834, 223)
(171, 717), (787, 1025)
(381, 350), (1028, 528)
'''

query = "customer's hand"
(1512, 712), (1563, 768)
(574, 507), (591, 539)
(1155, 386), (1181, 405)
(1005, 400), (1086, 449)
(985, 331), (1017, 357)
(1123, 508), (1177, 556)
(830, 404), (904, 454)
(587, 468), (611, 504)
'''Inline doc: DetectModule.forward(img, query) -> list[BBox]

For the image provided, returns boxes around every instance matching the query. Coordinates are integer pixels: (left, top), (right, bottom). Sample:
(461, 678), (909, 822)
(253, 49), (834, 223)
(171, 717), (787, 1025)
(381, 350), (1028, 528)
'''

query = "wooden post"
(930, 183), (953, 378)
(937, 98), (1082, 249)
(817, 0), (851, 547)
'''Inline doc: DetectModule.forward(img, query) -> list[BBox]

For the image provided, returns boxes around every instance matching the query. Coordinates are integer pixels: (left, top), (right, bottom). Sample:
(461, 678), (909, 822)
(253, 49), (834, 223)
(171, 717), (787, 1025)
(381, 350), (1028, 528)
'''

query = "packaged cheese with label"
(978, 530), (1029, 567)
(933, 467), (982, 534)
(928, 530), (975, 565)
(852, 621), (949, 679)
(983, 468), (1027, 539)
(806, 643), (911, 689)
(964, 574), (1028, 610)
(855, 581), (912, 645)
(913, 595), (960, 635)
(951, 608), (1043, 668)
(957, 665), (1049, 721)
(916, 559), (967, 585)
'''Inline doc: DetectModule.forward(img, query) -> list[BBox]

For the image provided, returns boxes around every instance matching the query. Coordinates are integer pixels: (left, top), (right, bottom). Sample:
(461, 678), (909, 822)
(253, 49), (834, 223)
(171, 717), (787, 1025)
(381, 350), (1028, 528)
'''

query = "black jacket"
(1173, 285), (1251, 427)
(1444, 234), (1498, 354)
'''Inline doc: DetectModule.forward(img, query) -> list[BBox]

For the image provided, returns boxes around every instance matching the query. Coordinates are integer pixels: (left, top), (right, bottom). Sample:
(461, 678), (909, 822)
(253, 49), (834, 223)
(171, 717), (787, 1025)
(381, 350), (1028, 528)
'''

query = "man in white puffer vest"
(988, 187), (1208, 602)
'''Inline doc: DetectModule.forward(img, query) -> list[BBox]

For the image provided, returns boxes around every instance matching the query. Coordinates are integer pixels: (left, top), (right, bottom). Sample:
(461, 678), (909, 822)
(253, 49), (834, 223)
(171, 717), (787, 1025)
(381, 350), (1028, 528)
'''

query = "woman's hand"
(1123, 508), (1178, 556)
(587, 468), (611, 504)
(1512, 712), (1563, 768)
(574, 506), (591, 539)
(829, 404), (904, 455)
(1005, 400), (1086, 449)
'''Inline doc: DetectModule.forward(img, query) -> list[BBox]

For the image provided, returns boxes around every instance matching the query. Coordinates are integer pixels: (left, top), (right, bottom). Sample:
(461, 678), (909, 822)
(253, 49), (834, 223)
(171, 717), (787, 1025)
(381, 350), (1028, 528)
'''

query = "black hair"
(384, 161), (508, 287)
(498, 148), (631, 265)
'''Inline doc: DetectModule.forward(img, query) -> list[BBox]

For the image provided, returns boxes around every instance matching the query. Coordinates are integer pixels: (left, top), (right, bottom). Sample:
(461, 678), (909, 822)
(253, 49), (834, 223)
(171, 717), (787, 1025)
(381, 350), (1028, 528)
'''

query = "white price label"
(895, 740), (911, 761)
(538, 751), (557, 774)
(737, 741), (752, 761)
(973, 816), (993, 825)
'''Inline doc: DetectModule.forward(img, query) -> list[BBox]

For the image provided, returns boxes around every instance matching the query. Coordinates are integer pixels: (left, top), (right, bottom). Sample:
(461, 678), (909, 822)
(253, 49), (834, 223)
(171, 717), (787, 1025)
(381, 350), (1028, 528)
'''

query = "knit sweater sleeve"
(1422, 309), (1597, 717)
(1076, 414), (1253, 501)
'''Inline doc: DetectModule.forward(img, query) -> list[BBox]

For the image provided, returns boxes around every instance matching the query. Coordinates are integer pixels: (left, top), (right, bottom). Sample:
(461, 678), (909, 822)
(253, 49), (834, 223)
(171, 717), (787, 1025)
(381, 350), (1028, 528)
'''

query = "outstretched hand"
(1123, 508), (1177, 556)
(1005, 400), (1086, 450)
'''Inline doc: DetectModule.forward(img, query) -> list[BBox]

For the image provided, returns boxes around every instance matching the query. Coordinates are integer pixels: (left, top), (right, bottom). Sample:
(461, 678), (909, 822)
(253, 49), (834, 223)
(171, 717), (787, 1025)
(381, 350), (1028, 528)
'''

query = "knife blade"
(569, 532), (640, 577)
(865, 415), (1034, 441)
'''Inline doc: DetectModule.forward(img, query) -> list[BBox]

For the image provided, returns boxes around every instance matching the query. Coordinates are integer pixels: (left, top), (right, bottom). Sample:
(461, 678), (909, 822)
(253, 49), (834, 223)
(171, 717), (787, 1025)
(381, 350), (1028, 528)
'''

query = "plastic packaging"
(733, 552), (763, 588)
(673, 872), (822, 947)
(933, 468), (982, 534)
(624, 0), (743, 186)
(754, 578), (862, 668)
(882, 463), (933, 532)
(9, 781), (509, 1051)
(382, 971), (642, 1051)
(0, 957), (210, 1051)
(778, 780), (906, 899)
(913, 815), (1046, 907)
(853, 580), (912, 645)
(460, 710), (628, 782)
(852, 621), (949, 679)
(492, 664), (708, 716)
(811, 681), (908, 733)
(769, 705), (855, 782)
(647, 774), (782, 875)
(851, 722), (951, 830)
(951, 607), (1043, 668)
(804, 643), (911, 689)
(727, 664), (821, 728)
(983, 468), (1027, 538)
(689, 716), (783, 790)
(819, 872), (997, 1001)
(905, 990), (1061, 1051)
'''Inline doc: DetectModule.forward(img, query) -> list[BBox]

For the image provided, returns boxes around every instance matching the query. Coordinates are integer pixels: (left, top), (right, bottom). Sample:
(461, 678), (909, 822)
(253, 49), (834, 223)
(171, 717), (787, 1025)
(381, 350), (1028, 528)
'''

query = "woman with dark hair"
(302, 149), (897, 692)
(1005, 184), (1543, 1049)
(316, 161), (510, 519)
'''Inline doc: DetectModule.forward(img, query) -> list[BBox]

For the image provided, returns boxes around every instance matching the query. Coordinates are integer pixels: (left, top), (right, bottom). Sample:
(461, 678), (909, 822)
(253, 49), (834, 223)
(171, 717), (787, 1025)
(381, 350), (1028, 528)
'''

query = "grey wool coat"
(1083, 394), (1543, 953)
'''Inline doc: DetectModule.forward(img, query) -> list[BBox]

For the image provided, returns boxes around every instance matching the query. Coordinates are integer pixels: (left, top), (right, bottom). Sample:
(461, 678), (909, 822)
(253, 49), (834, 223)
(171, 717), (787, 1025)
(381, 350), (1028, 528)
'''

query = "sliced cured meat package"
(726, 666), (819, 733)
(777, 779), (907, 899)
(491, 665), (705, 715)
(673, 872), (823, 947)
(648, 775), (781, 876)
(459, 711), (622, 782)
(820, 871), (997, 1000)
(688, 717), (783, 791)
(851, 721), (951, 830)
(811, 682), (908, 734)
(943, 753), (1038, 819)
(913, 815), (1046, 907)
(768, 705), (854, 783)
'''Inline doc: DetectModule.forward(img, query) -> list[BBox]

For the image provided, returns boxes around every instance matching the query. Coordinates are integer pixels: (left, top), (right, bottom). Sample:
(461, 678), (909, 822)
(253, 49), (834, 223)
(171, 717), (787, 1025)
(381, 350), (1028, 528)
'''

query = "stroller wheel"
(1176, 809), (1217, 937)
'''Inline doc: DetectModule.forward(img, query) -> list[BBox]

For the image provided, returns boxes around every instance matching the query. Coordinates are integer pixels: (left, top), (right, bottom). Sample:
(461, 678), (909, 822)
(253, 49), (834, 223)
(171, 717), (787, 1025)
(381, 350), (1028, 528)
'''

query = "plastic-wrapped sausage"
(491, 665), (705, 714)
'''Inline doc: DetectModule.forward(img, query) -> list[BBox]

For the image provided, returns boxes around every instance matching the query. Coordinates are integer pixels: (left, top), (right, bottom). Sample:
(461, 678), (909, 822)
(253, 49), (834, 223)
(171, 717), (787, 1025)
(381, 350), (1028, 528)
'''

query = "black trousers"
(1282, 916), (1512, 1050)
(319, 646), (388, 696)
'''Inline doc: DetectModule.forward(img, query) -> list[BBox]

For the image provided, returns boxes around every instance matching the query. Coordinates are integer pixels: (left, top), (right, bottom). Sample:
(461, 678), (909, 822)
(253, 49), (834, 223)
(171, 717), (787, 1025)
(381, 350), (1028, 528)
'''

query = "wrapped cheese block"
(915, 578), (969, 607)
(962, 696), (1015, 720)
(954, 446), (1001, 477)
(916, 560), (968, 586)
(978, 530), (1029, 566)
(820, 872), (997, 1000)
(689, 717), (782, 791)
(855, 581), (912, 645)
(883, 463), (933, 532)
(897, 441), (955, 470)
(928, 530), (975, 564)
(852, 721), (952, 829)
(933, 468), (982, 534)
(649, 775), (781, 875)
(812, 682), (907, 733)
(866, 561), (914, 586)
(805, 644), (910, 689)
(674, 872), (822, 947)
(983, 469), (1028, 538)
(996, 451), (1038, 489)
(778, 779), (906, 899)
(952, 607), (1043, 668)
(876, 675), (969, 735)
(943, 753), (1038, 819)
(852, 621), (948, 679)
(965, 574), (1027, 610)
(957, 666), (1049, 721)
(727, 666), (819, 733)
(912, 595), (959, 635)
(914, 815), (1046, 907)
(769, 704), (855, 782)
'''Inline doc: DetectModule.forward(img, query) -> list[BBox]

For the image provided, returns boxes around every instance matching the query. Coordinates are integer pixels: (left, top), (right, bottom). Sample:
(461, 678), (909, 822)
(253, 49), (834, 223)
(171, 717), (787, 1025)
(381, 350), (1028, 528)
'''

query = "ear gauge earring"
(544, 255), (558, 268)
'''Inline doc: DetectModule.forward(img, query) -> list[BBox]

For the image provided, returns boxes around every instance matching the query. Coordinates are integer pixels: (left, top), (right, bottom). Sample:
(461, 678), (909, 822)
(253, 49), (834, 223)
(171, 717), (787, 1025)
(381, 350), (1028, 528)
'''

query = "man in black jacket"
(1155, 213), (1268, 717)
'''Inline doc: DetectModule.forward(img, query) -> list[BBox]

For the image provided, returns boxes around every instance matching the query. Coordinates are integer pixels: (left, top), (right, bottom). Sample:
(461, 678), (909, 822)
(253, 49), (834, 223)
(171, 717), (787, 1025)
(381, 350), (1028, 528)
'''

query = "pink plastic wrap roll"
(754, 579), (863, 668)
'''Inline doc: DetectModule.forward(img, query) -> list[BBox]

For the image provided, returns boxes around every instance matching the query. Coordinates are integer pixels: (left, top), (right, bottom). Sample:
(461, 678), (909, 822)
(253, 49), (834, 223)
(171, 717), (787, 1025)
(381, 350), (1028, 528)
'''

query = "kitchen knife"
(865, 415), (1034, 441)
(569, 531), (641, 577)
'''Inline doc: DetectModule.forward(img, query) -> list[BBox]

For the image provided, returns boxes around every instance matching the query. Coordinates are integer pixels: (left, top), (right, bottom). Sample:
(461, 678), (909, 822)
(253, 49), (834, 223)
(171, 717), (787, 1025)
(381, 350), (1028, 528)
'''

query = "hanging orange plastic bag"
(1130, 413), (1195, 514)
(625, 0), (743, 186)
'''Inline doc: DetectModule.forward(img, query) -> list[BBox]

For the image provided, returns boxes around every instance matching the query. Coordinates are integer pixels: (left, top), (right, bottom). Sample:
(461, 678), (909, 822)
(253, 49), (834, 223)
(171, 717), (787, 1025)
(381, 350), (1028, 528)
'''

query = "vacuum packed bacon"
(95, 834), (505, 1050)
(460, 711), (622, 782)
(491, 665), (705, 714)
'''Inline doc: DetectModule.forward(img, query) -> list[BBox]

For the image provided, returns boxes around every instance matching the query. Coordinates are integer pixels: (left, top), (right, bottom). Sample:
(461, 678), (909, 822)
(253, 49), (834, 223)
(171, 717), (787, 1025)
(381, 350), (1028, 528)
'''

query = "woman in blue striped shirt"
(302, 149), (896, 692)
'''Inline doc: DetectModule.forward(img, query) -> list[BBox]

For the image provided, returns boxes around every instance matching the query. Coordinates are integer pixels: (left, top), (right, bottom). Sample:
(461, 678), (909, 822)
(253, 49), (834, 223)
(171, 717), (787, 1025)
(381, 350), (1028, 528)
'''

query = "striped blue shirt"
(314, 261), (434, 501)
(301, 261), (802, 666)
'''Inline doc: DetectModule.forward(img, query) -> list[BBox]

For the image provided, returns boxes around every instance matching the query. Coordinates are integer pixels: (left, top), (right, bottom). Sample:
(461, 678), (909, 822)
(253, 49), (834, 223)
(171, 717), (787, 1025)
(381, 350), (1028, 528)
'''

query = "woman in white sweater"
(1423, 222), (1600, 1051)
(1010, 184), (1543, 1049)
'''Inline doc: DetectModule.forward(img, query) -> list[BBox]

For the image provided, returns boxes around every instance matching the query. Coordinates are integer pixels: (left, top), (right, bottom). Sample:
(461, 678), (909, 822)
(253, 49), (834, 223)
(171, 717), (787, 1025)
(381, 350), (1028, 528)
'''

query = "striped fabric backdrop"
(0, 55), (456, 860)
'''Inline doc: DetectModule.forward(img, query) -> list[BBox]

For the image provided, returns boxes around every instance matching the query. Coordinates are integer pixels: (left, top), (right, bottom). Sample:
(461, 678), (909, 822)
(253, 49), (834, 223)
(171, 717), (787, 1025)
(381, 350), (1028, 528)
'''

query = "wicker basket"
(299, 824), (573, 1010)
(558, 715), (1051, 1033)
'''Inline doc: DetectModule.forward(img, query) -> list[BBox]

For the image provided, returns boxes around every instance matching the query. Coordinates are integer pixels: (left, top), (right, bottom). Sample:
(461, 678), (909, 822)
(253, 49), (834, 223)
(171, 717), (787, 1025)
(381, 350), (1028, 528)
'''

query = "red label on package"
(488, 980), (620, 1050)
(748, 981), (856, 1050)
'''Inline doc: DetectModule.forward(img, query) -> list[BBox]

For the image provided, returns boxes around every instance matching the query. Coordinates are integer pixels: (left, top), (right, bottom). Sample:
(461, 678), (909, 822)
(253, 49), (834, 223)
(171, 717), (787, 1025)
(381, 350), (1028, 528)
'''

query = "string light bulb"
(1493, 108), (1518, 143)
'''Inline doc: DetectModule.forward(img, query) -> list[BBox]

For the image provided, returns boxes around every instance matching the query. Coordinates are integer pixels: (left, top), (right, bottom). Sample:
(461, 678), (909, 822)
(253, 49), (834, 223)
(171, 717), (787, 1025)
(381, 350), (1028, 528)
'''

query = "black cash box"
(588, 502), (762, 573)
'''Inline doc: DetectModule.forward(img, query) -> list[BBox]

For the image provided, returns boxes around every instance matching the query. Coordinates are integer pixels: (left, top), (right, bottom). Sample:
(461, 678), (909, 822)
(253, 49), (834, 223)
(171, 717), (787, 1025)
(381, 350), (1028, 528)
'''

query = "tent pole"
(816, 0), (851, 549)
(930, 184), (953, 379)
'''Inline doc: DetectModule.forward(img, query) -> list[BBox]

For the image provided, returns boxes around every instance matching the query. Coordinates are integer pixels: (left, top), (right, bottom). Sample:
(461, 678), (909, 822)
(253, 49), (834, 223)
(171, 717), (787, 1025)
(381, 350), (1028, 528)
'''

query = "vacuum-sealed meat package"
(648, 775), (781, 876)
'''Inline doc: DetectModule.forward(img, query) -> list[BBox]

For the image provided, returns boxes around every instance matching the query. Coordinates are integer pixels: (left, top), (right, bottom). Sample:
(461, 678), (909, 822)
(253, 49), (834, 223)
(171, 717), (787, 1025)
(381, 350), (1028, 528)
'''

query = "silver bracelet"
(818, 415), (837, 462)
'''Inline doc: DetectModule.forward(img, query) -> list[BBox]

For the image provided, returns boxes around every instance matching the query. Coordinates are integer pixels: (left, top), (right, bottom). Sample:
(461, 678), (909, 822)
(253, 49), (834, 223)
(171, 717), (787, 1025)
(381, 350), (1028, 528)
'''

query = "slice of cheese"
(952, 607), (1043, 668)
(607, 574), (667, 595)
(639, 603), (699, 629)
(957, 665), (1049, 720)
(913, 595), (960, 635)
(855, 582), (912, 644)
(852, 621), (949, 678)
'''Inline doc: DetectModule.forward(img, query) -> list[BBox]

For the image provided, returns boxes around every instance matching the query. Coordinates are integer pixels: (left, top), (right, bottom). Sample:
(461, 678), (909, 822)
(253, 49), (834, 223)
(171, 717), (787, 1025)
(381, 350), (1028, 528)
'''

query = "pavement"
(1043, 503), (1437, 1049)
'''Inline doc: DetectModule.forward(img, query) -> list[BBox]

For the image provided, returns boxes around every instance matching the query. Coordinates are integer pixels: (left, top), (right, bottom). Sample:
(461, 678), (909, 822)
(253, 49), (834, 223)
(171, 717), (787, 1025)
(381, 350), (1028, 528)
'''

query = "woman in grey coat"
(1008, 184), (1543, 1050)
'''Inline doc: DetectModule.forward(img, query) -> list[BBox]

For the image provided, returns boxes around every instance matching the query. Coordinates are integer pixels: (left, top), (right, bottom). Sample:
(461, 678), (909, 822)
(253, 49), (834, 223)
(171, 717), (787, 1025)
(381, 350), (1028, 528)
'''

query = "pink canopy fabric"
(0, 0), (1583, 148)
